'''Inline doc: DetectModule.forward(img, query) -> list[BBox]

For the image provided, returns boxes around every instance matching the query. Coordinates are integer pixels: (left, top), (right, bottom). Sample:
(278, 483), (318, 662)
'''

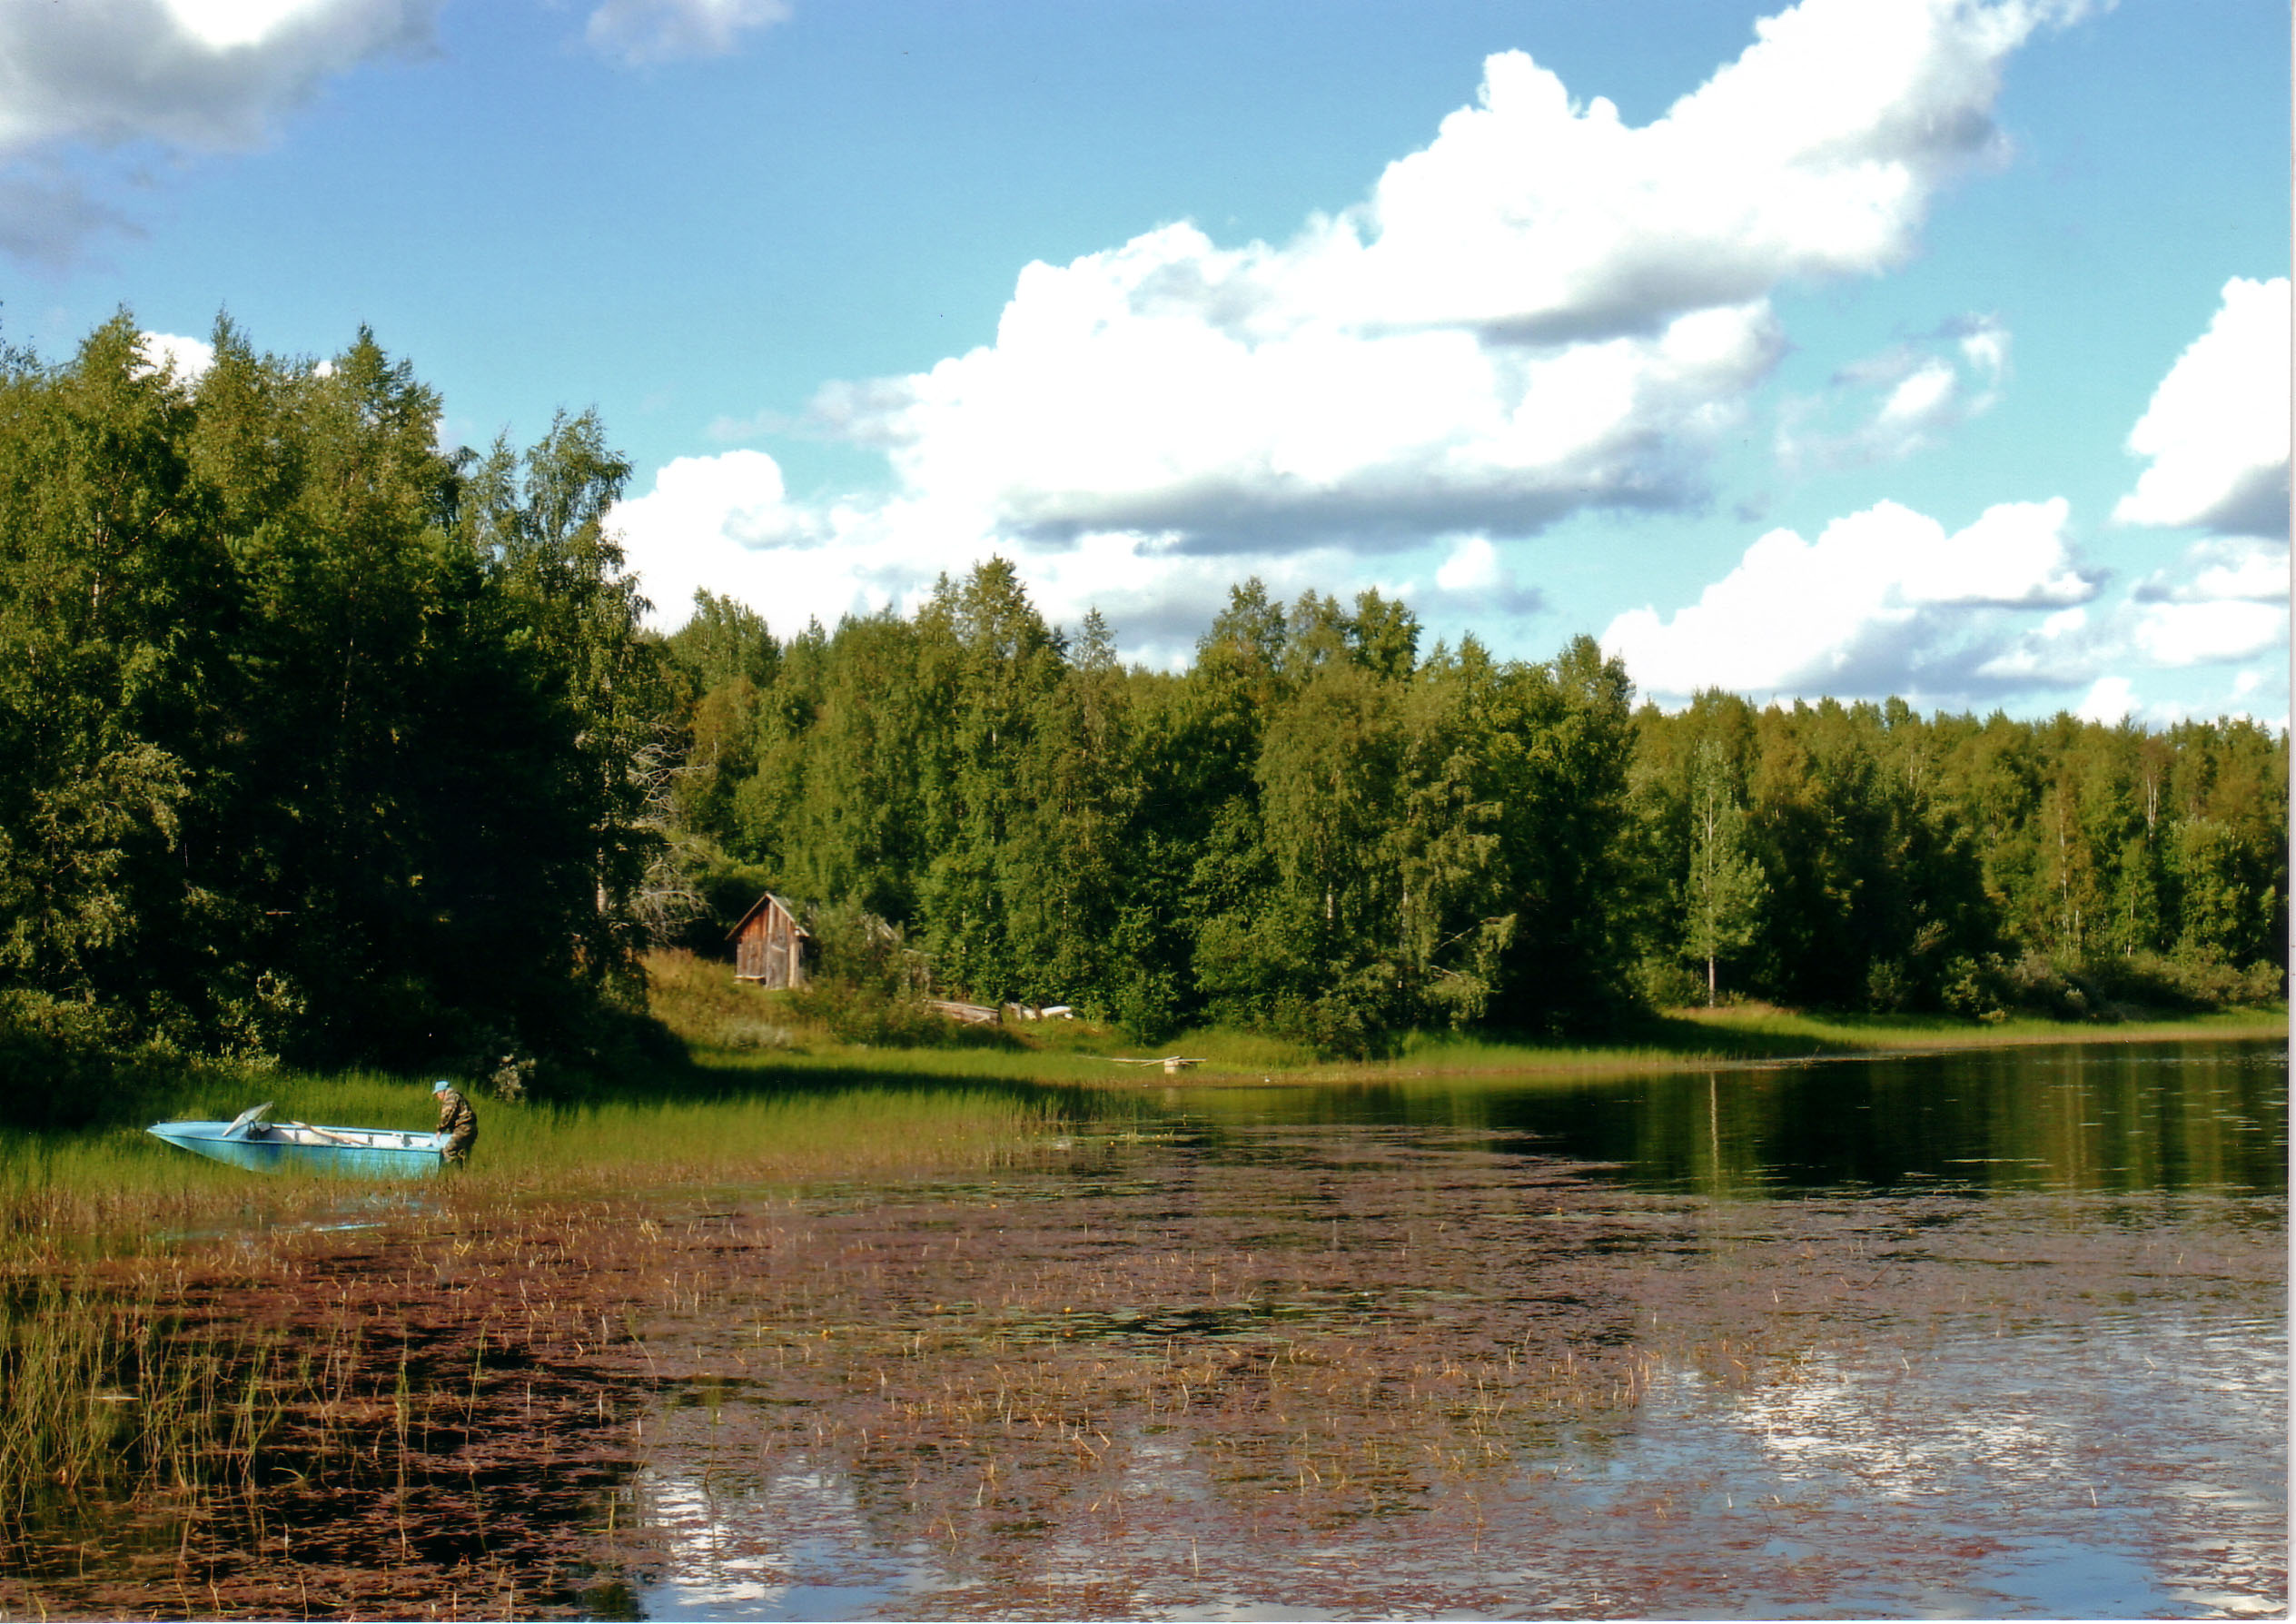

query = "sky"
(1, 0), (2287, 727)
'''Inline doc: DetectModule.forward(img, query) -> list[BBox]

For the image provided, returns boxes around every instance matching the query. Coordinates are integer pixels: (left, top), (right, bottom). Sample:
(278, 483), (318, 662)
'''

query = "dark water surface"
(609, 1038), (2286, 1620)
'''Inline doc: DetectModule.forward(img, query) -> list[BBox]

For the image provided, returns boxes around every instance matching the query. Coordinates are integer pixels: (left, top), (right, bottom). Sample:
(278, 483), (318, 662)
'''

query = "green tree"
(458, 409), (672, 979)
(0, 312), (671, 1109)
(1682, 738), (1767, 1005)
(1484, 637), (1642, 1032)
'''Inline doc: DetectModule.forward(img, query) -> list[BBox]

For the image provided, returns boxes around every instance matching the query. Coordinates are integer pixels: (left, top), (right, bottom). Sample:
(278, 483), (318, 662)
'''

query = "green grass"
(643, 948), (2286, 1088)
(1644, 1001), (2288, 1055)
(0, 1070), (1069, 1272)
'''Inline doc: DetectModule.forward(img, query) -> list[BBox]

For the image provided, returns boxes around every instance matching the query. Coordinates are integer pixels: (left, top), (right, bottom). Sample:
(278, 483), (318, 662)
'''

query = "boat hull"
(147, 1120), (445, 1177)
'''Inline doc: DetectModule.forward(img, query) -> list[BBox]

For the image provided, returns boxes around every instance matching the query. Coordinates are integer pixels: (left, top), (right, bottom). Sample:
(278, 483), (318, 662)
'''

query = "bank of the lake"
(642, 938), (2291, 1092)
(668, 995), (2290, 1093)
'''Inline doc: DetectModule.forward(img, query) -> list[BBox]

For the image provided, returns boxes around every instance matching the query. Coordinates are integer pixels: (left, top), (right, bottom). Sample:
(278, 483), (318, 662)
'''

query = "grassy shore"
(5, 957), (2276, 1250)
(0, 1071), (1069, 1272)
(645, 948), (2286, 1090)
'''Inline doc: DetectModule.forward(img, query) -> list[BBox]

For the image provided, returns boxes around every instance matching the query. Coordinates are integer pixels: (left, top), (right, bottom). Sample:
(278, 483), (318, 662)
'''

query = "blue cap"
(433, 1079), (451, 1093)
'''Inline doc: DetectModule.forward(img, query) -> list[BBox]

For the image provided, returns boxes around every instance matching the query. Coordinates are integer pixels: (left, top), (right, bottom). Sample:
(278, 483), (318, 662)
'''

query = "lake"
(5, 1035), (2284, 1619)
(604, 1037), (2285, 1619)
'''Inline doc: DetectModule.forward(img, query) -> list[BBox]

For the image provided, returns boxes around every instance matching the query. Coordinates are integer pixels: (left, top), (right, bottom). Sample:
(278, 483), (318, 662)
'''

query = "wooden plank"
(925, 999), (1000, 1025)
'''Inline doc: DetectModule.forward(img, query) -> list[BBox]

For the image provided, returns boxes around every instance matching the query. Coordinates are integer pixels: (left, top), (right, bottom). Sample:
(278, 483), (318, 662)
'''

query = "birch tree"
(1684, 738), (1767, 1005)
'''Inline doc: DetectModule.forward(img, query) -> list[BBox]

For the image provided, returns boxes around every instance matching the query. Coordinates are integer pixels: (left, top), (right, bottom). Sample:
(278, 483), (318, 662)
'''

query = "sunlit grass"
(643, 948), (820, 1053)
(1666, 1001), (2288, 1051)
(470, 1086), (1059, 1193)
(646, 947), (2286, 1092)
(1, 1070), (1067, 1270)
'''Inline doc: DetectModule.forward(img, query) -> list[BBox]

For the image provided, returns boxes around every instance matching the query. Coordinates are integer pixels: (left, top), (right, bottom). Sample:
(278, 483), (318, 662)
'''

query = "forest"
(0, 321), (2285, 1113)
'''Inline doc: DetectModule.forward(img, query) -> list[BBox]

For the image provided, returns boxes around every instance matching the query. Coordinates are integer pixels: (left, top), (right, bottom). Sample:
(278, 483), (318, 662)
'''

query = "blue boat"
(147, 1103), (445, 1177)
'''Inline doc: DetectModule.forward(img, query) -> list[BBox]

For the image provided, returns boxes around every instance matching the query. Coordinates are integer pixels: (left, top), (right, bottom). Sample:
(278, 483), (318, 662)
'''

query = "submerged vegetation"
(0, 1041), (2282, 1617)
(0, 1067), (1071, 1612)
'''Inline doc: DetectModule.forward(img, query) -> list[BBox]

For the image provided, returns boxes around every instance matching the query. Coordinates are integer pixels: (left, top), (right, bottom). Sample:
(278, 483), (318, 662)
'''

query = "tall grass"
(472, 1085), (1062, 1193)
(0, 1274), (325, 1522)
(1659, 1001), (2287, 1053)
(0, 1070), (1069, 1263)
(0, 1065), (1074, 1570)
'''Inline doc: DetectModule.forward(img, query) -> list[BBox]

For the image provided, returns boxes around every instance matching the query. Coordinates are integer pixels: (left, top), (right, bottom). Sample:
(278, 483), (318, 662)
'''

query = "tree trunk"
(1707, 954), (1717, 1007)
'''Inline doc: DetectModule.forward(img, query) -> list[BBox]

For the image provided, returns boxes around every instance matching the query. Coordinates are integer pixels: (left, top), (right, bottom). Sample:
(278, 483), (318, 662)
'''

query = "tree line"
(667, 563), (2288, 1047)
(0, 321), (2283, 1115)
(0, 317), (678, 1116)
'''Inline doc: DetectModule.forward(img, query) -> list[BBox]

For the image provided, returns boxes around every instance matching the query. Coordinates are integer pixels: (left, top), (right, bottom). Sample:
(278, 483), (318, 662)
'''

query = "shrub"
(1631, 956), (1709, 1011)
(787, 904), (1013, 1050)
(1999, 952), (2097, 1021)
(2077, 950), (2286, 1014)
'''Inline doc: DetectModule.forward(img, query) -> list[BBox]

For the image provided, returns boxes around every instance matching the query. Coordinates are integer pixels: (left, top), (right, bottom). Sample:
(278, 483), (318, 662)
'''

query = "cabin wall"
(734, 901), (808, 989)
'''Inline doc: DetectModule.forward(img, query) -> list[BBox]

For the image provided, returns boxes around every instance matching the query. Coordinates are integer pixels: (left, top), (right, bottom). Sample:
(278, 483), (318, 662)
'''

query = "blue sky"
(2, 0), (2286, 725)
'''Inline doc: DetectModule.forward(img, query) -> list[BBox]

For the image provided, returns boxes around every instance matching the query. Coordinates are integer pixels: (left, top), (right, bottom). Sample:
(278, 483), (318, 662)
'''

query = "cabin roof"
(726, 890), (810, 942)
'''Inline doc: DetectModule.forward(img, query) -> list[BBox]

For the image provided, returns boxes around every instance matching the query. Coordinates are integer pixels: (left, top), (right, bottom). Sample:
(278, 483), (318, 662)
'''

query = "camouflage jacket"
(435, 1090), (478, 1140)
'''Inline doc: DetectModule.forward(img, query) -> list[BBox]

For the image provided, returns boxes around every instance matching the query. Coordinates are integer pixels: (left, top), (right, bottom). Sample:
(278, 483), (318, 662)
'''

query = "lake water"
(600, 1038), (2286, 1620)
(5, 1036), (2281, 1619)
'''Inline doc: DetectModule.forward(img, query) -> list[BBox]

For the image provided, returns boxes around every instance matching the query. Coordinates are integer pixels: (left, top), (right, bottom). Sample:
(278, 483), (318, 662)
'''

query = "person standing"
(433, 1079), (478, 1167)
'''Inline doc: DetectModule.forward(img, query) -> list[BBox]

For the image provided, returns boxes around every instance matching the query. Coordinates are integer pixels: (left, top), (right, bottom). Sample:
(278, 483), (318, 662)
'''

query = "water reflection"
(615, 1038), (2284, 1619)
(1173, 1037), (2289, 1198)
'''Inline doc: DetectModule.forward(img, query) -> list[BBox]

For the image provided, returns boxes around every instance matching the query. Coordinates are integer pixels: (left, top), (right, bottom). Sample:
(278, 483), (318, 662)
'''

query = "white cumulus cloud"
(609, 450), (854, 629)
(2132, 535), (2289, 606)
(1601, 497), (2099, 703)
(134, 330), (216, 385)
(2114, 276), (2291, 540)
(2127, 599), (2287, 668)
(628, 0), (2099, 665)
(0, 0), (435, 264)
(806, 0), (2080, 559)
(0, 0), (433, 156)
(1430, 534), (1544, 615)
(2073, 674), (2134, 725)
(611, 444), (1426, 669)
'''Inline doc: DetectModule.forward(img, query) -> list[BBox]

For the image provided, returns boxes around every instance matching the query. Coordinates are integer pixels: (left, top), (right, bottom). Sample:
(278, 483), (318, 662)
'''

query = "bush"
(1936, 955), (2001, 1021)
(1976, 946), (2286, 1023)
(1632, 956), (1710, 1011)
(1999, 951), (2100, 1021)
(0, 991), (196, 1128)
(1864, 958), (1913, 1014)
(2077, 950), (2286, 1014)
(787, 904), (1014, 1050)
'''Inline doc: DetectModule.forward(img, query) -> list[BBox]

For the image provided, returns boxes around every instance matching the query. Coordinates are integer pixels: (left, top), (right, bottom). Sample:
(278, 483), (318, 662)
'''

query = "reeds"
(0, 1272), (334, 1524)
(0, 1074), (1064, 1256)
(0, 1065), (1082, 1617)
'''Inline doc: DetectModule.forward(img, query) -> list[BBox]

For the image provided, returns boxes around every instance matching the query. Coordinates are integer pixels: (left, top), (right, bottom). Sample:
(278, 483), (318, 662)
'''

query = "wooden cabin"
(728, 892), (810, 988)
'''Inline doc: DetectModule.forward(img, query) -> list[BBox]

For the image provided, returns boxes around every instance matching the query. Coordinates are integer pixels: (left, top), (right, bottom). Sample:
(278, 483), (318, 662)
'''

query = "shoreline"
(695, 1008), (2291, 1093)
(1144, 1015), (2291, 1088)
